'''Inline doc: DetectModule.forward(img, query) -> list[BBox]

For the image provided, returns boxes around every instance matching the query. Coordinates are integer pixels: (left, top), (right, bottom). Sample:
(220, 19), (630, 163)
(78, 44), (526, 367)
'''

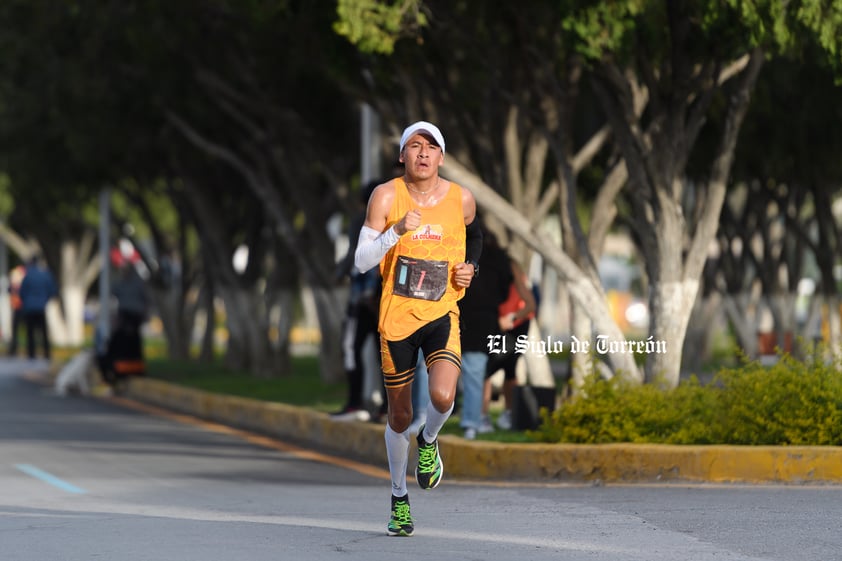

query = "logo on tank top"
(411, 224), (443, 242)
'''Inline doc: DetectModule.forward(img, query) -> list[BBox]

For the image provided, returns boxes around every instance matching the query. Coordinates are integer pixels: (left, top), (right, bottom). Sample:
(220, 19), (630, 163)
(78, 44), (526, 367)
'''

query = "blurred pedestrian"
(333, 179), (384, 422)
(111, 263), (149, 357)
(7, 264), (26, 356)
(97, 258), (148, 387)
(457, 226), (513, 439)
(484, 257), (537, 430)
(19, 255), (58, 360)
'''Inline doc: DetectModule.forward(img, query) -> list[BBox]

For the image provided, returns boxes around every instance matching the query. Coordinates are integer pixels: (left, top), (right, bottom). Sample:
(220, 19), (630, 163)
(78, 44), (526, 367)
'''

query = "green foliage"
(110, 179), (180, 241)
(0, 173), (13, 217)
(334, 0), (427, 54)
(534, 374), (719, 444)
(334, 0), (842, 69)
(795, 0), (842, 61)
(532, 352), (842, 445)
(714, 353), (842, 445)
(560, 0), (648, 60)
(556, 0), (842, 74)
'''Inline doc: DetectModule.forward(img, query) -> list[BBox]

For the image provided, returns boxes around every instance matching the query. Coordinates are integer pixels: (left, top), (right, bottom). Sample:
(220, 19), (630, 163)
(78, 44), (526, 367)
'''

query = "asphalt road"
(1, 358), (841, 561)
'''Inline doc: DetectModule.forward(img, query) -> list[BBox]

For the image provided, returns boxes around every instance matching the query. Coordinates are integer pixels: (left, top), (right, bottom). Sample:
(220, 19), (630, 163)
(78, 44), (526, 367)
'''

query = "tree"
(152, 0), (363, 381)
(720, 53), (842, 356)
(0, 1), (366, 381)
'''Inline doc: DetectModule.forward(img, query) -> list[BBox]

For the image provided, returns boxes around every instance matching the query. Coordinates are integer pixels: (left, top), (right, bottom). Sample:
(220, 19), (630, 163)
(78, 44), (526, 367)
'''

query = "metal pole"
(360, 103), (382, 184)
(96, 189), (110, 355)
(359, 104), (384, 411)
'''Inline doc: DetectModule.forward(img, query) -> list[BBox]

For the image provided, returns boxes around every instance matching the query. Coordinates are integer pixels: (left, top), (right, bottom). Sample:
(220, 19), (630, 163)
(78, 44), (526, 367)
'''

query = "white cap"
(399, 121), (445, 154)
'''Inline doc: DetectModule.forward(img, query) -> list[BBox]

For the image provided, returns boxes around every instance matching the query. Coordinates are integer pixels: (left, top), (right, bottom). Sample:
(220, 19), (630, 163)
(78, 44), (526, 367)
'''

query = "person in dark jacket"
(19, 255), (58, 360)
(112, 264), (148, 333)
(457, 226), (513, 439)
(109, 263), (149, 368)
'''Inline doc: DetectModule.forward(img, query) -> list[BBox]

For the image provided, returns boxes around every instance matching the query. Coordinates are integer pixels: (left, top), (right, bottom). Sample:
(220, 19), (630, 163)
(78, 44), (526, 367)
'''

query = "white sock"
(385, 424), (410, 497)
(422, 402), (454, 444)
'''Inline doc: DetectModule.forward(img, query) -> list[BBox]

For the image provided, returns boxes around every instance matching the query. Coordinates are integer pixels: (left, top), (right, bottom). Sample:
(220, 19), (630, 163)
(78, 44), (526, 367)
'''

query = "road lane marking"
(14, 463), (87, 494)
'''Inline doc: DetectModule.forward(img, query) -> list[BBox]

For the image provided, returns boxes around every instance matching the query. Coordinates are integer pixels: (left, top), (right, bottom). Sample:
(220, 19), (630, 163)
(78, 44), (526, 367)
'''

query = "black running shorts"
(380, 310), (462, 390)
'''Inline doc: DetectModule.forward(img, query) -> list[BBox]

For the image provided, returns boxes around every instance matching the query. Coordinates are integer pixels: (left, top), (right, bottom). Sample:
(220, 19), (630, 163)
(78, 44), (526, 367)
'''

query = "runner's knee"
(389, 406), (412, 432)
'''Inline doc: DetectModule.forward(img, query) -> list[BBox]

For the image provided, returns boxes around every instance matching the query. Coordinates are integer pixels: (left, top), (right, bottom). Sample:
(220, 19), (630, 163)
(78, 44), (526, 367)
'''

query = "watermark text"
(486, 334), (667, 356)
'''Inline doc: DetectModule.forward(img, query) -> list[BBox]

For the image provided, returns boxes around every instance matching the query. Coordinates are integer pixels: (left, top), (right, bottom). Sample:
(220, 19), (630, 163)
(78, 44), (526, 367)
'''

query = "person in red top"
(483, 257), (537, 430)
(7, 264), (26, 356)
(354, 121), (481, 537)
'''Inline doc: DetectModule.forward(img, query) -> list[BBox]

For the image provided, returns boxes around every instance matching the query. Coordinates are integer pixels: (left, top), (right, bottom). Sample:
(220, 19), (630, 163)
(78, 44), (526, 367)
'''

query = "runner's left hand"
(453, 262), (475, 288)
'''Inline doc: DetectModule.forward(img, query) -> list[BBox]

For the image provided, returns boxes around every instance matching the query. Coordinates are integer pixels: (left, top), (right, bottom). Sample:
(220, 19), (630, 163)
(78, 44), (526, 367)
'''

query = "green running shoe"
(415, 425), (443, 490)
(387, 494), (414, 536)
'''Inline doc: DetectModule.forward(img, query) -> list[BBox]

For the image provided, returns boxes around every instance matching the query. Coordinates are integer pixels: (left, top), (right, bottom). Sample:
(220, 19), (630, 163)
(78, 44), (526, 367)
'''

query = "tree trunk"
(723, 293), (759, 358)
(198, 285), (215, 363)
(443, 159), (643, 384)
(151, 283), (192, 361)
(310, 285), (345, 384)
(646, 280), (698, 386)
(568, 299), (593, 394)
(589, 47), (764, 388)
(219, 285), (274, 377)
(826, 294), (842, 356)
(681, 292), (723, 379)
(270, 287), (296, 376)
(767, 292), (797, 356)
(53, 236), (100, 347)
(59, 285), (86, 346)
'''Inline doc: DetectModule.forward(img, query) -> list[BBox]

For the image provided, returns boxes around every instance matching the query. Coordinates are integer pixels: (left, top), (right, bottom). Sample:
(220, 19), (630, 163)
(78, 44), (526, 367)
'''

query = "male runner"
(355, 121), (482, 536)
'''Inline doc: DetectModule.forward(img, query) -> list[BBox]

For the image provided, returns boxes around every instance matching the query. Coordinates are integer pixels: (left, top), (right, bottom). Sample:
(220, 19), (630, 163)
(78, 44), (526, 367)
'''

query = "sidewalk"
(124, 377), (842, 485)
(2, 356), (53, 377)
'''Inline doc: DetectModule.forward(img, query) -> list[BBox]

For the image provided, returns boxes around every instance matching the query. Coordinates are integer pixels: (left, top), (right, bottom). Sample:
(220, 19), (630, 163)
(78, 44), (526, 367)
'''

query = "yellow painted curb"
(126, 377), (842, 484)
(126, 377), (387, 465)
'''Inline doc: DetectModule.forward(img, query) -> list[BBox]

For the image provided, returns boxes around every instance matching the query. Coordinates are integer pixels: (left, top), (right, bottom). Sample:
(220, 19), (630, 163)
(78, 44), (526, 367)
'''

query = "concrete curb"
(126, 377), (842, 485)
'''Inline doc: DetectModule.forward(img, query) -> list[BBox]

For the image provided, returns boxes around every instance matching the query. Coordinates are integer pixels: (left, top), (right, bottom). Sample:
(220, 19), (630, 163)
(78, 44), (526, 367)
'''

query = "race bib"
(392, 255), (449, 301)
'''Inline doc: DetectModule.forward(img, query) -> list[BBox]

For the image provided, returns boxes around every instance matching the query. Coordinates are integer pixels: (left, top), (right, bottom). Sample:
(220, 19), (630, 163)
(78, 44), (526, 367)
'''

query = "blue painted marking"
(15, 464), (87, 494)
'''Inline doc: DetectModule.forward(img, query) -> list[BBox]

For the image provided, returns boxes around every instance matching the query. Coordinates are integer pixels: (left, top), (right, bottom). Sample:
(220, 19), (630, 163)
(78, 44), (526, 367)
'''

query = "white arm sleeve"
(354, 225), (400, 273)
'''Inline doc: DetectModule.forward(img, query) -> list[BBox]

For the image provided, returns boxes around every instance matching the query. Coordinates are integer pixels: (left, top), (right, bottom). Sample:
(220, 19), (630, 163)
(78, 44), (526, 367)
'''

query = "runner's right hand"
(395, 209), (422, 235)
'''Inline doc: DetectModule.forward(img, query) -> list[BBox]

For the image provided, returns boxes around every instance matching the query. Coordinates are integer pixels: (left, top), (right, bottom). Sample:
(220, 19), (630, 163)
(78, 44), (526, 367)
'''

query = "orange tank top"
(379, 178), (466, 340)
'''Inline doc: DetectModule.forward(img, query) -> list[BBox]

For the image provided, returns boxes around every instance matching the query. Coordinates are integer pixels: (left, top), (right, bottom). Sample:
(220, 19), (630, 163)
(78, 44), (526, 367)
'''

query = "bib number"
(392, 255), (449, 301)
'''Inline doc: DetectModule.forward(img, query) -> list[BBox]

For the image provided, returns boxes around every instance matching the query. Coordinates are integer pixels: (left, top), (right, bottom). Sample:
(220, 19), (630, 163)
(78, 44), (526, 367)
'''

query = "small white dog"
(55, 350), (94, 396)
